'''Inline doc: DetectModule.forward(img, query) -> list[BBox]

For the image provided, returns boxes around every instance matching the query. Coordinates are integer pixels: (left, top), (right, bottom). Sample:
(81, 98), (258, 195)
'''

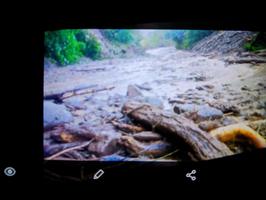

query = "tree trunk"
(227, 57), (266, 64)
(44, 85), (115, 102)
(122, 101), (233, 160)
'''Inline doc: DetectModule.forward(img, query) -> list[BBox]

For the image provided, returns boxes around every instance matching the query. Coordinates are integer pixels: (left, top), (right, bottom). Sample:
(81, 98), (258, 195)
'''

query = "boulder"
(126, 85), (163, 108)
(208, 100), (240, 114)
(174, 103), (199, 114)
(44, 101), (73, 128)
(197, 105), (223, 120)
(174, 103), (223, 121)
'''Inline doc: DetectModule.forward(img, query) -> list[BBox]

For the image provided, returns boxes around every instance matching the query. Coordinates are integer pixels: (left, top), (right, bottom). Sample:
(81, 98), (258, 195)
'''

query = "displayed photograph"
(44, 29), (266, 162)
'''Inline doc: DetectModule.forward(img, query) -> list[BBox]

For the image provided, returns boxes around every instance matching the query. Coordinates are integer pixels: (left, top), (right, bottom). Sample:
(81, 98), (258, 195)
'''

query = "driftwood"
(45, 139), (95, 160)
(227, 57), (266, 64)
(111, 120), (145, 133)
(44, 125), (96, 142)
(119, 135), (171, 158)
(70, 67), (106, 72)
(122, 101), (233, 160)
(44, 85), (115, 102)
(133, 131), (162, 141)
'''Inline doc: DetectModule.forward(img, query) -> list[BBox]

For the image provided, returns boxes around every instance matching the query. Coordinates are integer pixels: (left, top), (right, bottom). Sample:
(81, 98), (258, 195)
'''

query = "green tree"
(44, 29), (102, 66)
(76, 30), (101, 60)
(44, 30), (85, 66)
(101, 29), (133, 44)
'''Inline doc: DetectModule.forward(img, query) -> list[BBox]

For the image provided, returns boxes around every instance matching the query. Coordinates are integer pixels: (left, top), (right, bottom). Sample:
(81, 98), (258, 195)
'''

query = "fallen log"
(45, 139), (95, 160)
(70, 67), (106, 72)
(119, 135), (172, 158)
(133, 131), (162, 141)
(111, 120), (145, 133)
(122, 101), (233, 160)
(44, 85), (115, 102)
(227, 57), (266, 64)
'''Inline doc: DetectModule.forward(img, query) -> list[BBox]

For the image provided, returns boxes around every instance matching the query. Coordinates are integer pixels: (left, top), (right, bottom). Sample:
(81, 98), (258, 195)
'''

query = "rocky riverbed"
(44, 46), (266, 161)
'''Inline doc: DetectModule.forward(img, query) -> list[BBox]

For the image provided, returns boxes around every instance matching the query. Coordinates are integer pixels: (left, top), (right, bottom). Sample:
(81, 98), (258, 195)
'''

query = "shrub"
(244, 32), (266, 52)
(102, 29), (133, 44)
(44, 30), (85, 66)
(76, 31), (101, 60)
(45, 29), (102, 66)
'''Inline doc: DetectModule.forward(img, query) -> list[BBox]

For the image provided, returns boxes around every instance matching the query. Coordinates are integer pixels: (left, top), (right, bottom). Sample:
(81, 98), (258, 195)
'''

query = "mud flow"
(44, 31), (266, 162)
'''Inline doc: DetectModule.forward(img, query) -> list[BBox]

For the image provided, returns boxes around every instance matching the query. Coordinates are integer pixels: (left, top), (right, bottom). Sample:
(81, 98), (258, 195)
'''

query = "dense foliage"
(76, 30), (101, 60)
(101, 29), (134, 44)
(45, 30), (101, 66)
(44, 29), (217, 66)
(244, 32), (266, 51)
(45, 30), (85, 65)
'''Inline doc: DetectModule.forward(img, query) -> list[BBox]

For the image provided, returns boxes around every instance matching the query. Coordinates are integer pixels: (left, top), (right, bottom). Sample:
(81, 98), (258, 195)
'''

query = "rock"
(222, 83), (231, 87)
(256, 101), (266, 109)
(127, 84), (143, 98)
(63, 98), (87, 110)
(198, 121), (221, 132)
(187, 72), (207, 82)
(203, 84), (215, 89)
(208, 100), (240, 114)
(221, 117), (239, 126)
(174, 103), (199, 114)
(195, 76), (207, 81)
(44, 101), (73, 128)
(196, 86), (204, 90)
(133, 131), (162, 141)
(71, 110), (86, 117)
(174, 103), (223, 121)
(257, 82), (265, 87)
(197, 105), (223, 121)
(241, 85), (250, 91)
(168, 98), (186, 104)
(213, 92), (223, 99)
(196, 84), (214, 91)
(143, 96), (164, 109)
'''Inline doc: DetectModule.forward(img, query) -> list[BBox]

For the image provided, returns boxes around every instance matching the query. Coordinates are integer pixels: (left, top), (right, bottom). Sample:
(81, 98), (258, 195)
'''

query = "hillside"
(192, 31), (257, 55)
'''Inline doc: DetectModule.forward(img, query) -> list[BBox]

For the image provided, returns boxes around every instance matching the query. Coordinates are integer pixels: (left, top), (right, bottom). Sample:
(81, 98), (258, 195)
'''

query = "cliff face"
(192, 31), (257, 55)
